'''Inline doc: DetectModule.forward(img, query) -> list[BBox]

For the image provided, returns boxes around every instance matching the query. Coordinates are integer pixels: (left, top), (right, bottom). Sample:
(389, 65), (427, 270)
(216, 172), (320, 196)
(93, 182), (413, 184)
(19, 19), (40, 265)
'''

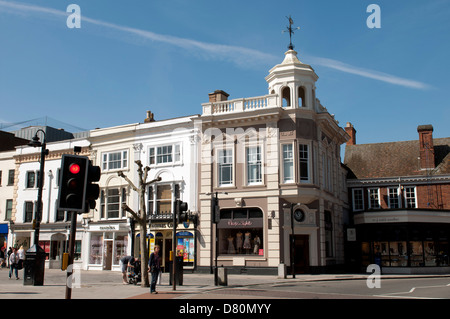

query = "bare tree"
(118, 160), (161, 287)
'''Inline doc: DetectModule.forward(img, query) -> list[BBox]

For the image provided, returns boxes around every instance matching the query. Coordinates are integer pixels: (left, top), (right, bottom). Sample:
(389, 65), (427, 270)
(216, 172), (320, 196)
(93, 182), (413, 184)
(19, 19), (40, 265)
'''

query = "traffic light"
(57, 155), (88, 212)
(57, 154), (101, 213)
(84, 161), (101, 212)
(211, 196), (219, 224)
(175, 199), (189, 224)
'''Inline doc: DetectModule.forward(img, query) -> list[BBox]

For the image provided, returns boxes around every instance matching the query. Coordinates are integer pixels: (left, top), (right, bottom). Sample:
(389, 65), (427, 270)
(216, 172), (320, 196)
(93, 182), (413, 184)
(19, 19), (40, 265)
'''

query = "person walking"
(9, 248), (19, 280)
(148, 245), (161, 294)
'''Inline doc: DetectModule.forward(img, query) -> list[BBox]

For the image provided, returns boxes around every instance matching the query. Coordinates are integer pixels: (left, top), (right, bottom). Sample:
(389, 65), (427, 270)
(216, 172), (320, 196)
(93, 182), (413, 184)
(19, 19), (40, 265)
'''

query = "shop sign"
(90, 225), (119, 231)
(228, 220), (253, 227)
(347, 228), (356, 241)
(218, 218), (263, 229)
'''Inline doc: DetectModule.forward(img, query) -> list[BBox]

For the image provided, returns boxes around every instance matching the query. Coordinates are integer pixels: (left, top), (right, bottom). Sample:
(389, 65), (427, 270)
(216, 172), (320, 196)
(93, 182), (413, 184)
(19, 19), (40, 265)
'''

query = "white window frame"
(217, 148), (234, 187)
(404, 186), (417, 208)
(281, 143), (295, 184)
(299, 143), (311, 183)
(388, 187), (401, 209)
(246, 144), (263, 186)
(368, 188), (381, 209)
(148, 143), (182, 166)
(352, 188), (364, 212)
(102, 150), (129, 171)
(100, 187), (127, 220)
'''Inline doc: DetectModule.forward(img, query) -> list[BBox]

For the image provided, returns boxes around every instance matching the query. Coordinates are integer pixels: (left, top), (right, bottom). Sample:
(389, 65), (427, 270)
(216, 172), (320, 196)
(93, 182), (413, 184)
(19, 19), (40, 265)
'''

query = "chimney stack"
(145, 110), (155, 123)
(417, 124), (435, 169)
(345, 122), (357, 145)
(208, 90), (229, 103)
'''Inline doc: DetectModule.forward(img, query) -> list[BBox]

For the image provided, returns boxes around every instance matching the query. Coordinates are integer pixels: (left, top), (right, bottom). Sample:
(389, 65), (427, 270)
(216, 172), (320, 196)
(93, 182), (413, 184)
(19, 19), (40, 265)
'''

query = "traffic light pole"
(65, 211), (77, 299)
(172, 202), (177, 291)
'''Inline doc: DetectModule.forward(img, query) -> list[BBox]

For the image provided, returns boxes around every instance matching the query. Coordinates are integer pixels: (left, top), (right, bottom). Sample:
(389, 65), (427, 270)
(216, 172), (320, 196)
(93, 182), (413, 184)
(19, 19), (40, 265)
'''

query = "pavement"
(1, 266), (449, 300)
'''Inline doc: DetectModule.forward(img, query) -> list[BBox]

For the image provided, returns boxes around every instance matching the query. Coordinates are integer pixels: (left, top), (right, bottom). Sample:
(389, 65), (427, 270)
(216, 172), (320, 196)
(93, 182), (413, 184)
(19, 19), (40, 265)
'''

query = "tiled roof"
(344, 137), (450, 179)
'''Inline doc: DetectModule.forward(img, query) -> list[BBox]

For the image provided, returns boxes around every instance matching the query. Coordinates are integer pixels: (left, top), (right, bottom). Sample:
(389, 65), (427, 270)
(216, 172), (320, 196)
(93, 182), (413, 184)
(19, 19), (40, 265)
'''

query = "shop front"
(354, 210), (450, 274)
(87, 223), (130, 271)
(215, 207), (266, 270)
(146, 221), (197, 272)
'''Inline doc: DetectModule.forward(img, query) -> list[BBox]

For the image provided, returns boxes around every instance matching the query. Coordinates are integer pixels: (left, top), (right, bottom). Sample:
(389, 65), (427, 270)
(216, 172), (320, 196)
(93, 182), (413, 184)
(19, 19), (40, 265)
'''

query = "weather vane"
(282, 15), (301, 50)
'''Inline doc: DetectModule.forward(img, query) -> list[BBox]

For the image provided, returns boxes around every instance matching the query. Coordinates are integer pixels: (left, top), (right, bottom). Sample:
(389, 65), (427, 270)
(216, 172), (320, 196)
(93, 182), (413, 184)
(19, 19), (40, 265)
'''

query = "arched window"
(298, 86), (306, 107)
(281, 87), (291, 107)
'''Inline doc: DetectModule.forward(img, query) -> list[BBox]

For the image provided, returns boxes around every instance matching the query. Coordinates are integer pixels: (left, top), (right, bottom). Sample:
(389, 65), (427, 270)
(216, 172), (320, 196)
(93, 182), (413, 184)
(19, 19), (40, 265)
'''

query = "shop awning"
(0, 224), (8, 234)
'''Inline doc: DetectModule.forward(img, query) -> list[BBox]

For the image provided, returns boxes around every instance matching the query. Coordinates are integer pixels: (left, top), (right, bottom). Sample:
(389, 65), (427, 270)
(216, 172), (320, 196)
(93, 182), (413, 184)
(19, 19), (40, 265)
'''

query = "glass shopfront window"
(90, 234), (103, 265)
(362, 239), (450, 268)
(409, 241), (424, 266)
(114, 235), (128, 265)
(217, 208), (264, 256)
(389, 241), (407, 267)
(424, 241), (436, 266)
(89, 231), (128, 269)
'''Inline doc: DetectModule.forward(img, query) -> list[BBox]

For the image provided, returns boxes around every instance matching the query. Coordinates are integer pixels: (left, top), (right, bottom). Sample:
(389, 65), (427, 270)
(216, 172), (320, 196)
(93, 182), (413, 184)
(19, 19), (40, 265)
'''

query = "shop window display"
(219, 229), (263, 255)
(90, 234), (103, 265)
(389, 241), (407, 267)
(436, 241), (449, 266)
(409, 241), (424, 266)
(113, 235), (128, 265)
(217, 208), (264, 256)
(424, 241), (436, 266)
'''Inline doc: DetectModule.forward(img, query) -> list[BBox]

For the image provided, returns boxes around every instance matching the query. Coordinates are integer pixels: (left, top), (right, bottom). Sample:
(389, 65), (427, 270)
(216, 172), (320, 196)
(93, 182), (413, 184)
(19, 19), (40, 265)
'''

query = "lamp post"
(25, 129), (48, 286)
(206, 191), (227, 285)
(283, 202), (300, 279)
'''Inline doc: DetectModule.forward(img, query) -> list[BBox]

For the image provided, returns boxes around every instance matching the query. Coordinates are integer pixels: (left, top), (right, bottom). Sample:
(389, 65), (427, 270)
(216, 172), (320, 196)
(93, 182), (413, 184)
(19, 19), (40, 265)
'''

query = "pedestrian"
(120, 256), (138, 284)
(0, 247), (5, 268)
(7, 247), (12, 267)
(9, 248), (19, 280)
(17, 246), (25, 270)
(148, 245), (161, 294)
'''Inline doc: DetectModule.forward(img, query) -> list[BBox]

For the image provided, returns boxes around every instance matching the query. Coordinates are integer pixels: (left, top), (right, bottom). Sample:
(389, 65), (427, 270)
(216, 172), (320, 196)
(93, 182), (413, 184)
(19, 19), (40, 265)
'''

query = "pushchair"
(127, 260), (141, 285)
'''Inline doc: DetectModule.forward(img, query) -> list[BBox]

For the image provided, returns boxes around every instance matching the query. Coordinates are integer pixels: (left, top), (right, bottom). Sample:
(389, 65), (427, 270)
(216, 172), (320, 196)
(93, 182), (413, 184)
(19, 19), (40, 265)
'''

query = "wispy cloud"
(0, 0), (431, 89)
(308, 56), (431, 90)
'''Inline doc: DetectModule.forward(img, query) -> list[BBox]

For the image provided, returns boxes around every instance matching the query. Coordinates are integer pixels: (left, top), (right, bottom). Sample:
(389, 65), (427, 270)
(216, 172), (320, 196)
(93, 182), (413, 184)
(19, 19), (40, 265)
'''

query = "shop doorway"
(163, 238), (172, 273)
(103, 240), (113, 270)
(291, 235), (310, 274)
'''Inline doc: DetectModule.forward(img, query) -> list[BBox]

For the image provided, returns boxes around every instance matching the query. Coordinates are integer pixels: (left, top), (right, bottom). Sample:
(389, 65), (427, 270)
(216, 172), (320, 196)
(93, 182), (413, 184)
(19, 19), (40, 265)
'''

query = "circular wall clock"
(293, 209), (305, 222)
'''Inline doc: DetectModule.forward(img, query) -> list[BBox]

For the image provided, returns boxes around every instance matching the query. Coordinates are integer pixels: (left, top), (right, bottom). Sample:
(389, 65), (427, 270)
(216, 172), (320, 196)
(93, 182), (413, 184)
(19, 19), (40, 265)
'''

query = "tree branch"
(144, 176), (162, 187)
(118, 171), (138, 192)
(122, 204), (143, 223)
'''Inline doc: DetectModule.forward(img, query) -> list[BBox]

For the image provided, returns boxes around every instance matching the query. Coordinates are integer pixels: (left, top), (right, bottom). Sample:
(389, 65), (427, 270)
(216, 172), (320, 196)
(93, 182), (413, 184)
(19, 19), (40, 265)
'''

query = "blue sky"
(0, 0), (449, 147)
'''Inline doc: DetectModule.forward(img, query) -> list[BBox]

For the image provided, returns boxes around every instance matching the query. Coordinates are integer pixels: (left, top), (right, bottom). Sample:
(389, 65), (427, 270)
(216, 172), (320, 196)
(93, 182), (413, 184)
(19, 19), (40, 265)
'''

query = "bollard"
(278, 263), (287, 279)
(217, 266), (228, 286)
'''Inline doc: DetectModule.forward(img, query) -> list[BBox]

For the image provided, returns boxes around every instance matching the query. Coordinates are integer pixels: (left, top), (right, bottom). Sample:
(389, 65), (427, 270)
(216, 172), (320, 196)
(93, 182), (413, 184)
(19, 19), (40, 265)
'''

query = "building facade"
(10, 137), (90, 269)
(86, 113), (200, 272)
(344, 124), (450, 273)
(197, 49), (349, 274)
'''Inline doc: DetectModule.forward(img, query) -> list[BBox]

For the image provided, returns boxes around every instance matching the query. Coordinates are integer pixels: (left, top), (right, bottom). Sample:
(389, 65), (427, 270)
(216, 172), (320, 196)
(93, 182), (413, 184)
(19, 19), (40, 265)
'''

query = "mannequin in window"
(227, 235), (235, 254)
(243, 232), (251, 254)
(253, 235), (261, 254)
(236, 232), (243, 253)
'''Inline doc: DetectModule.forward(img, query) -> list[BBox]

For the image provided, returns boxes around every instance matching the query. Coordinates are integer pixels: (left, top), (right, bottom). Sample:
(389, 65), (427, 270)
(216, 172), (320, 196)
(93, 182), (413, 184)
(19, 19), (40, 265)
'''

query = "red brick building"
(344, 123), (450, 273)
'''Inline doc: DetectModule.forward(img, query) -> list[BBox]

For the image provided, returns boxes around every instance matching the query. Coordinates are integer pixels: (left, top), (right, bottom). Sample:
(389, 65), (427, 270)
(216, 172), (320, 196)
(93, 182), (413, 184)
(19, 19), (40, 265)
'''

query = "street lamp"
(283, 202), (300, 279)
(206, 191), (227, 285)
(25, 129), (48, 286)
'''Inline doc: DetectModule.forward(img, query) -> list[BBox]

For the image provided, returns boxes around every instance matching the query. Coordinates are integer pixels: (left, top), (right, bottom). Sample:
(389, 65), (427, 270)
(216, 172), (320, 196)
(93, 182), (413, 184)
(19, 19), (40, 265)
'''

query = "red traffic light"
(69, 163), (81, 174)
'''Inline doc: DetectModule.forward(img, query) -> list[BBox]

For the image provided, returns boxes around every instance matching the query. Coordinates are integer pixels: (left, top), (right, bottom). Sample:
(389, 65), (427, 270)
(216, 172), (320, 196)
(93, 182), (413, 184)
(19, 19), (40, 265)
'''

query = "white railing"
(202, 94), (278, 115)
